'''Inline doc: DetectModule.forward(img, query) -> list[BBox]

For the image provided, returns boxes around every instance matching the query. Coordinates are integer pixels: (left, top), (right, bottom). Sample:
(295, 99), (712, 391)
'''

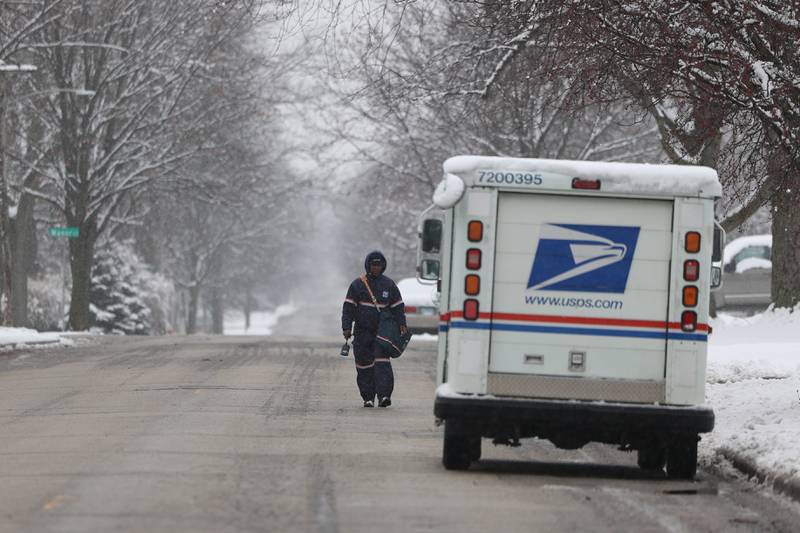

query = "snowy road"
(1, 321), (799, 531)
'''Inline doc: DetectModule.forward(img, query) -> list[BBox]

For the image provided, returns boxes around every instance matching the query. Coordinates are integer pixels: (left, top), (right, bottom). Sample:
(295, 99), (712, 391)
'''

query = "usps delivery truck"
(417, 156), (724, 479)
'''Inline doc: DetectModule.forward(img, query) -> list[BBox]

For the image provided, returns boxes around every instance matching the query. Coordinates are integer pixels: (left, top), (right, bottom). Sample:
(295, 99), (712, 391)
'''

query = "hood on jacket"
(364, 250), (387, 276)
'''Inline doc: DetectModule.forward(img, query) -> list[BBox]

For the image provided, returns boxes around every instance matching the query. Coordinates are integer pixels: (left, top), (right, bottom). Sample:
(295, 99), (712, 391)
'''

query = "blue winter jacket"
(342, 251), (406, 339)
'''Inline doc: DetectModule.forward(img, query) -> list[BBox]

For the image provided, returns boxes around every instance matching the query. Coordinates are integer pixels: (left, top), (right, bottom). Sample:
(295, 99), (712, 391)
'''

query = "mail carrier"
(417, 156), (724, 479)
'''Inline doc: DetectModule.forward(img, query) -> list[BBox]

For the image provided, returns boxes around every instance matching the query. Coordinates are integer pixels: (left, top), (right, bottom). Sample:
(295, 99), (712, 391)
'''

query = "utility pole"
(0, 62), (37, 325)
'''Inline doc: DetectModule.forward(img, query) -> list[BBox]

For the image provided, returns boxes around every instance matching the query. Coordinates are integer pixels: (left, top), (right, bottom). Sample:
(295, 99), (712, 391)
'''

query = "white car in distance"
(397, 277), (439, 335)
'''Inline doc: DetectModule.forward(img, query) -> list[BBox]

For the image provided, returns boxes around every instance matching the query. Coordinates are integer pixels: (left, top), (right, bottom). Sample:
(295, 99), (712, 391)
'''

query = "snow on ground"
(223, 303), (297, 335)
(702, 306), (800, 484)
(0, 327), (73, 349)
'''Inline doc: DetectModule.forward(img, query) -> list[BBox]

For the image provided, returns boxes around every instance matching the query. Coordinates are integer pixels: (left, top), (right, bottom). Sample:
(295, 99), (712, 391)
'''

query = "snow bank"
(707, 307), (800, 383)
(702, 306), (800, 487)
(0, 327), (69, 348)
(223, 303), (297, 336)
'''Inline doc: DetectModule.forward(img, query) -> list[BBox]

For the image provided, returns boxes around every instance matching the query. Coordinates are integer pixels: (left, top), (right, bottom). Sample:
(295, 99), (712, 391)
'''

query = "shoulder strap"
(360, 274), (380, 308)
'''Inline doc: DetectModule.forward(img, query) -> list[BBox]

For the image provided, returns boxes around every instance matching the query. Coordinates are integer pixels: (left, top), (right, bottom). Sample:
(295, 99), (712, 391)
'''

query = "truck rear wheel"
(666, 438), (698, 480)
(442, 420), (475, 470)
(637, 445), (666, 472)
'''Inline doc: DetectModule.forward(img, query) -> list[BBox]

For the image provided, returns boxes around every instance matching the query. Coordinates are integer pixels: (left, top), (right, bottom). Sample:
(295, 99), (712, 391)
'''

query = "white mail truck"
(417, 156), (724, 479)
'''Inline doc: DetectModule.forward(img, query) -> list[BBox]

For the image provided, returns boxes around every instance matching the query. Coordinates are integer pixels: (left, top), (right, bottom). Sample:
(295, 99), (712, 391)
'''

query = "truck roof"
(443, 156), (721, 198)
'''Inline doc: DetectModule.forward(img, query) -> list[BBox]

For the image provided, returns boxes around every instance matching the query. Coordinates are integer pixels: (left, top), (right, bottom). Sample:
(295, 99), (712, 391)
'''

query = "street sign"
(48, 227), (80, 238)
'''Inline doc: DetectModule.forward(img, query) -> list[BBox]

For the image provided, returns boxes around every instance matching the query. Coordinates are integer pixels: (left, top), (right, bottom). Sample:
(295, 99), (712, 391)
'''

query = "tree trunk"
(770, 177), (800, 309)
(0, 80), (10, 325)
(9, 194), (36, 327)
(210, 286), (223, 334)
(244, 285), (252, 332)
(186, 284), (200, 334)
(67, 228), (95, 331)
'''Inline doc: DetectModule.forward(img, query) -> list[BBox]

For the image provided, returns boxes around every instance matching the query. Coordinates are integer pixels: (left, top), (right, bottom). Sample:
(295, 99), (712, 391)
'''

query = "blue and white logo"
(528, 224), (640, 293)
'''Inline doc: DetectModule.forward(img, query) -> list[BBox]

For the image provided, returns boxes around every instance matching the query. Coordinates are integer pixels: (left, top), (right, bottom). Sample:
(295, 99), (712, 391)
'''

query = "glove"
(343, 330), (351, 340)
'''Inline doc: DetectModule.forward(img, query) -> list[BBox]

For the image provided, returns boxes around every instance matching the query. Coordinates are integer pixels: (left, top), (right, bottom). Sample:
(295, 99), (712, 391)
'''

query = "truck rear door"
(488, 192), (673, 402)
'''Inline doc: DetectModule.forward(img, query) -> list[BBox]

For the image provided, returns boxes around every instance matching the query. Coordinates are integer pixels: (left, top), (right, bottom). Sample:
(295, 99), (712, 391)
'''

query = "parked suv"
(397, 277), (439, 335)
(712, 234), (772, 312)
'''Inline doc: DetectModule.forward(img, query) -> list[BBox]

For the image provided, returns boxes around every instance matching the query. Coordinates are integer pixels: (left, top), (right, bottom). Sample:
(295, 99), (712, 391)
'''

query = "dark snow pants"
(353, 335), (394, 401)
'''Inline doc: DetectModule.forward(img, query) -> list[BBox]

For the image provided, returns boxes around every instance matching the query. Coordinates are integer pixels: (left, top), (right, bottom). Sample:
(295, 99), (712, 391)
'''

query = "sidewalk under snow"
(702, 306), (800, 496)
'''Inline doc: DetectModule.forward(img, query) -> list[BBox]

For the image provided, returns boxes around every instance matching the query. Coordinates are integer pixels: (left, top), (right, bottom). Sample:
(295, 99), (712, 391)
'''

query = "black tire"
(467, 435), (482, 462)
(666, 437), (698, 480)
(442, 420), (473, 470)
(637, 445), (666, 472)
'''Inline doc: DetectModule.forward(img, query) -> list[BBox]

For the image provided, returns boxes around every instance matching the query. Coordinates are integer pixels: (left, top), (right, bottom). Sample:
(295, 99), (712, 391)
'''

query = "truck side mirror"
(712, 223), (723, 263)
(421, 219), (442, 253)
(420, 259), (440, 281)
(417, 211), (444, 283)
(711, 222), (725, 290)
(711, 266), (722, 289)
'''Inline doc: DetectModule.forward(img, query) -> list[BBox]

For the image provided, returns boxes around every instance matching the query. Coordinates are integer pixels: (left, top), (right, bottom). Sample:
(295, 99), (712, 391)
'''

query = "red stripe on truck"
(442, 311), (708, 332)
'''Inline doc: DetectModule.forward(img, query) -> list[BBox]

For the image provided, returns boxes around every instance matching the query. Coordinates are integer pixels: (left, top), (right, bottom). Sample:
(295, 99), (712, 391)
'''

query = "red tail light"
(463, 299), (479, 321)
(466, 248), (482, 270)
(681, 310), (697, 332)
(572, 178), (601, 190)
(683, 260), (699, 281)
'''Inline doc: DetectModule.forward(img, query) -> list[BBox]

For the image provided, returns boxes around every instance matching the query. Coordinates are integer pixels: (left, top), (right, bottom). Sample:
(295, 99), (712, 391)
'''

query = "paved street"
(1, 307), (799, 532)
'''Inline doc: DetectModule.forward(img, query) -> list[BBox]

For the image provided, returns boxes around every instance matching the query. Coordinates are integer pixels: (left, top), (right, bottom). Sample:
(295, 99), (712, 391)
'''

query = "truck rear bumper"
(434, 394), (714, 435)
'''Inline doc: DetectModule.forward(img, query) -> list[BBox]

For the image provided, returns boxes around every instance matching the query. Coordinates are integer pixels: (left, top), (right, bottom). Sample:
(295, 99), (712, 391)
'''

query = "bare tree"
(7, 0), (268, 329)
(0, 0), (72, 326)
(310, 1), (662, 274)
(325, 0), (800, 308)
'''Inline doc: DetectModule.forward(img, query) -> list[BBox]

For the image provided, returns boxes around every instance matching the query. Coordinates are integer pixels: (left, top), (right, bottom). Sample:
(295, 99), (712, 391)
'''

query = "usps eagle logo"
(527, 224), (640, 293)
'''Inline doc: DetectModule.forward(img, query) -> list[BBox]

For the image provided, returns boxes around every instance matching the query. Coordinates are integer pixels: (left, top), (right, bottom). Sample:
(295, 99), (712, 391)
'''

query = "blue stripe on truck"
(448, 321), (707, 342)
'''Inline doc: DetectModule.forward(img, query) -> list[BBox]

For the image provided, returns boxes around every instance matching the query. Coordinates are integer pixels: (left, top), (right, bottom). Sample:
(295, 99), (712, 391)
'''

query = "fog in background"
(266, 4), (425, 310)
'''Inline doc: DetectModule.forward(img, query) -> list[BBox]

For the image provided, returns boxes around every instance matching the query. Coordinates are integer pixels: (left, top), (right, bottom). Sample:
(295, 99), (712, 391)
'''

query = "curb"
(720, 448), (800, 504)
(0, 338), (61, 348)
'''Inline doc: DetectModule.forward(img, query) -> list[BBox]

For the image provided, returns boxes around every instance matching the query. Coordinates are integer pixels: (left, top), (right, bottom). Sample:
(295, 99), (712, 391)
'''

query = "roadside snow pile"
(702, 306), (800, 486)
(707, 307), (800, 383)
(0, 327), (71, 348)
(224, 303), (297, 335)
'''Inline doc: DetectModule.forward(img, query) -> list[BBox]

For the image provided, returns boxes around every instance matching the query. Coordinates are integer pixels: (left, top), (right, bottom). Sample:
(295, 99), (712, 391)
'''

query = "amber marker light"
(468, 220), (483, 242)
(465, 274), (480, 295)
(685, 231), (701, 253)
(683, 286), (698, 307)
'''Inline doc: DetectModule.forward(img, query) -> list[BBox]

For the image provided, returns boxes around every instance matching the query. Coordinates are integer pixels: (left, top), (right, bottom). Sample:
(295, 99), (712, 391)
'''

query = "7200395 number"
(478, 171), (543, 186)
